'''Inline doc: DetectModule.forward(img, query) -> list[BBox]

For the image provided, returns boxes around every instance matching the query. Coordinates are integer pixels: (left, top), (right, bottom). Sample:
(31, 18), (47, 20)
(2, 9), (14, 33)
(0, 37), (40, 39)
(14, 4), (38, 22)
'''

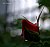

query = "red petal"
(22, 20), (39, 32)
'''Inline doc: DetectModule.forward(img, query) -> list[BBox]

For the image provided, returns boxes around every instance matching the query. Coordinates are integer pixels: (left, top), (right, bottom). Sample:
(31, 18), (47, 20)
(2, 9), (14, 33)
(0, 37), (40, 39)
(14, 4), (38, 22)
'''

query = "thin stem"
(37, 7), (44, 26)
(22, 16), (28, 21)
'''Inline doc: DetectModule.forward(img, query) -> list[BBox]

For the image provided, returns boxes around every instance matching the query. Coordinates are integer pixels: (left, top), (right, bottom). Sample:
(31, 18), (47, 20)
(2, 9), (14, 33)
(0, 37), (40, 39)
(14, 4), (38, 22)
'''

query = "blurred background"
(0, 0), (50, 47)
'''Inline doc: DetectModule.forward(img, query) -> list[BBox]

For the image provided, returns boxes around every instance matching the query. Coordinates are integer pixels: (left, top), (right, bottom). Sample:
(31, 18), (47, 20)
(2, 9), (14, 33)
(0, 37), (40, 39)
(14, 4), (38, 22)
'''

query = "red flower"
(22, 20), (39, 40)
(22, 19), (39, 32)
(21, 19), (39, 38)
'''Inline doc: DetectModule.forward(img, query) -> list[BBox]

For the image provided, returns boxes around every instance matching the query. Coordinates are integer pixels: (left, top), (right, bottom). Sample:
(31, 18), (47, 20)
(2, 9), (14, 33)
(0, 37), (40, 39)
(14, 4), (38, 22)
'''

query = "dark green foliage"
(0, 31), (50, 47)
(15, 19), (22, 29)
(38, 0), (50, 12)
(24, 27), (40, 42)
